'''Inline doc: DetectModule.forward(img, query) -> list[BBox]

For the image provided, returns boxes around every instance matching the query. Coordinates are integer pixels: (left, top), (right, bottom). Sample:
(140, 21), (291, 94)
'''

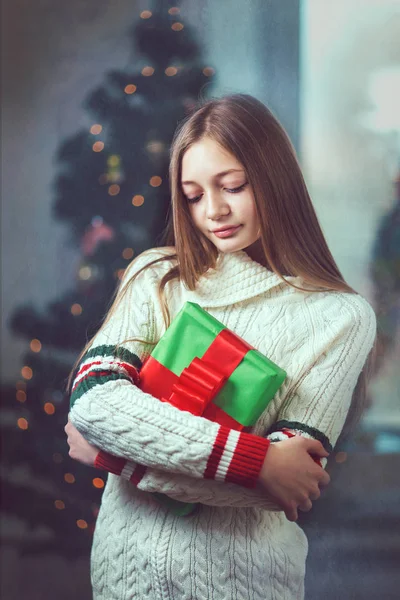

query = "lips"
(212, 225), (241, 233)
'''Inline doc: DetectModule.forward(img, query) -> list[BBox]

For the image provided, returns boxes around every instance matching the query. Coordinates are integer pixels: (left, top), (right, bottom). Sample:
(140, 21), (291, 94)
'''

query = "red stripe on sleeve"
(226, 434), (270, 488)
(204, 426), (230, 480)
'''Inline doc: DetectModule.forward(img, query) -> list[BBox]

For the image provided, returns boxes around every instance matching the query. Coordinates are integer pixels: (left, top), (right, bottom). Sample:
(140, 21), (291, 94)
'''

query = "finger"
(298, 498), (312, 513)
(309, 488), (321, 501)
(318, 470), (331, 487)
(284, 503), (298, 522)
(305, 439), (330, 458)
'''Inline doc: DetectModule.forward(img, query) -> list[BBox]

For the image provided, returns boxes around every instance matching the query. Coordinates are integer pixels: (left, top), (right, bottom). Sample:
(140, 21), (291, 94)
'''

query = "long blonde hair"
(68, 93), (376, 438)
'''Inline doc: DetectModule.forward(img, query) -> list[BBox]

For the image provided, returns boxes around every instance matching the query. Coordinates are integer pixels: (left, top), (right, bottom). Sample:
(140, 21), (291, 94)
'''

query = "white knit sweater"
(69, 247), (376, 600)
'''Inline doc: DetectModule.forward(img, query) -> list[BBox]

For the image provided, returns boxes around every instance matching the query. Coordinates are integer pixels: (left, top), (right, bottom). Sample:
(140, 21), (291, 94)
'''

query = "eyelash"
(185, 182), (248, 204)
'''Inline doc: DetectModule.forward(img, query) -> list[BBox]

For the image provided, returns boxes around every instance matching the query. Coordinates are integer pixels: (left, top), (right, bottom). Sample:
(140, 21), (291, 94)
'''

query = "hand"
(258, 436), (330, 522)
(64, 417), (99, 467)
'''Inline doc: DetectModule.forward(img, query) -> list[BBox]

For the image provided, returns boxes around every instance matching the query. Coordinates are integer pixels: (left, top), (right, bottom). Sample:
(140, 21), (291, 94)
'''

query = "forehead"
(181, 138), (244, 184)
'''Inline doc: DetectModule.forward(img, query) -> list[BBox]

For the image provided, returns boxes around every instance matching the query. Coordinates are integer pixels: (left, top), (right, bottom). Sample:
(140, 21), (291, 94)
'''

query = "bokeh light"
(165, 67), (178, 77)
(150, 176), (162, 187)
(171, 23), (184, 31)
(16, 390), (26, 403)
(335, 451), (348, 464)
(203, 67), (215, 77)
(54, 500), (65, 510)
(77, 519), (88, 529)
(79, 266), (92, 280)
(168, 7), (180, 15)
(92, 141), (104, 152)
(132, 195), (144, 207)
(142, 66), (154, 77)
(146, 140), (164, 153)
(108, 184), (120, 196)
(71, 303), (83, 316)
(108, 155), (120, 167)
(90, 124), (102, 135)
(122, 247), (134, 260)
(124, 84), (137, 94)
(17, 418), (28, 430)
(64, 473), (75, 484)
(30, 339), (42, 352)
(92, 478), (105, 489)
(140, 10), (152, 19)
(21, 366), (33, 380)
(44, 402), (55, 415)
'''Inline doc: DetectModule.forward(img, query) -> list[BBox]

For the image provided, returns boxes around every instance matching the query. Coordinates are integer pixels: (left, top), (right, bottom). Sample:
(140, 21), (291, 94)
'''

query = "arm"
(263, 292), (377, 457)
(69, 250), (270, 490)
(66, 421), (328, 512)
(101, 290), (375, 511)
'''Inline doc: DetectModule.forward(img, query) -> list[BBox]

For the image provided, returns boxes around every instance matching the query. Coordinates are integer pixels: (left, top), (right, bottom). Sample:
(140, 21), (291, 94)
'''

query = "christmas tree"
(1, 4), (215, 557)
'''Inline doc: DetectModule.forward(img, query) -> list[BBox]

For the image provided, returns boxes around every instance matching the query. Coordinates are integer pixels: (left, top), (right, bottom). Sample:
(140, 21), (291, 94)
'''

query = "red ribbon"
(139, 328), (253, 430)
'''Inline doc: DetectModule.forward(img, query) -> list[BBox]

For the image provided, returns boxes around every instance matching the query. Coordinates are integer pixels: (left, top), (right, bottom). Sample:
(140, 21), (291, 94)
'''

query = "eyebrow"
(181, 169), (244, 185)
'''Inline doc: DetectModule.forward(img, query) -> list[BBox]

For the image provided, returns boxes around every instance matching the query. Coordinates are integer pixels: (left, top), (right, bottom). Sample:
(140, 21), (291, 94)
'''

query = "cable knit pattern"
(69, 247), (376, 600)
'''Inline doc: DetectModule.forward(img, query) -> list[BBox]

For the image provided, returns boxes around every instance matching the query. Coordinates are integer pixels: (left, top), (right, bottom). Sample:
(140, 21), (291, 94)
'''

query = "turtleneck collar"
(182, 250), (304, 308)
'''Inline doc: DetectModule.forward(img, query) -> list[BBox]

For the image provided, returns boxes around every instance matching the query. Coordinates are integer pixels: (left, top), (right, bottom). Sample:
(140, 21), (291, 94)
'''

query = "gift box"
(138, 301), (287, 515)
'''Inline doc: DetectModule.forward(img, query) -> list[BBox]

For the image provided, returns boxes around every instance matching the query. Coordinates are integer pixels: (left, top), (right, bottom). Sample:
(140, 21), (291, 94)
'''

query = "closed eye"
(185, 182), (248, 204)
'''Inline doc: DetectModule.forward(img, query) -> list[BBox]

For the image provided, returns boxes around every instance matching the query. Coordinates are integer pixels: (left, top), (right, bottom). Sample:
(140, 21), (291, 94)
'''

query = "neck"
(242, 239), (271, 270)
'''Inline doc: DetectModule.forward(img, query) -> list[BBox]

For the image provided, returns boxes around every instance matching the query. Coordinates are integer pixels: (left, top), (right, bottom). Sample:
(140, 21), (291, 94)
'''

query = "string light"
(150, 176), (162, 187)
(124, 84), (137, 94)
(335, 452), (348, 464)
(64, 473), (75, 484)
(79, 266), (92, 280)
(171, 22), (184, 31)
(132, 195), (144, 207)
(71, 303), (83, 316)
(54, 500), (65, 510)
(146, 140), (164, 153)
(77, 519), (88, 529)
(108, 184), (120, 196)
(108, 155), (120, 167)
(122, 248), (134, 260)
(142, 66), (154, 77)
(92, 478), (105, 489)
(16, 390), (26, 403)
(168, 7), (180, 14)
(44, 402), (55, 415)
(202, 67), (215, 77)
(116, 269), (125, 280)
(92, 141), (104, 152)
(92, 216), (104, 227)
(30, 339), (42, 353)
(90, 124), (102, 135)
(140, 10), (152, 19)
(17, 418), (28, 430)
(21, 366), (33, 380)
(165, 67), (178, 77)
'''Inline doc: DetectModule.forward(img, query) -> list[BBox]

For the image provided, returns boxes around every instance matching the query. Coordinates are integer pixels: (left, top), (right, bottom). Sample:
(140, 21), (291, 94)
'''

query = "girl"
(65, 93), (376, 600)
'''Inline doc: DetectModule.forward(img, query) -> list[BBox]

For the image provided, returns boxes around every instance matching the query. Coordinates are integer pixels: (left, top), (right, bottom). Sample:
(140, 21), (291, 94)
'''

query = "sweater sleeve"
(264, 292), (377, 455)
(69, 250), (270, 490)
(94, 451), (281, 509)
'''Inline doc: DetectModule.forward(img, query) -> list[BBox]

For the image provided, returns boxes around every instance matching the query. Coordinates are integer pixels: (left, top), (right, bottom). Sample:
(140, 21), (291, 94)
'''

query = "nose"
(205, 191), (231, 220)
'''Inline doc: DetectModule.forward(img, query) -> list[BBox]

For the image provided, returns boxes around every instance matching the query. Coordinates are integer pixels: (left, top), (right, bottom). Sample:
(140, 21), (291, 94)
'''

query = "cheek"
(188, 206), (201, 227)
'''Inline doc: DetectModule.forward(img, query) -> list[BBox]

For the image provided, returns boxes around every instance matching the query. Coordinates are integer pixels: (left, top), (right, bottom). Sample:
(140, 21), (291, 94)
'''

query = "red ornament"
(81, 222), (115, 256)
